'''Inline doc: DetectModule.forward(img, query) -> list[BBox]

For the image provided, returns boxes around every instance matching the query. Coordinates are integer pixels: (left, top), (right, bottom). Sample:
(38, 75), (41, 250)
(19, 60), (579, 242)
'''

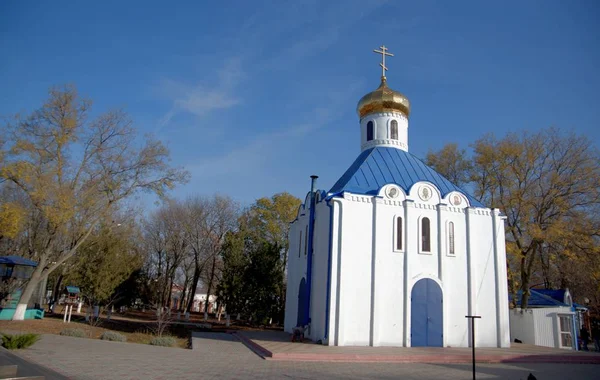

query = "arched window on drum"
(390, 120), (398, 140)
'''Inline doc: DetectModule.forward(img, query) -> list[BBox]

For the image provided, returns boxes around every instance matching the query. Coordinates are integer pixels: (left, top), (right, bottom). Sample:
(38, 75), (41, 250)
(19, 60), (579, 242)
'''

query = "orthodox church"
(284, 46), (510, 348)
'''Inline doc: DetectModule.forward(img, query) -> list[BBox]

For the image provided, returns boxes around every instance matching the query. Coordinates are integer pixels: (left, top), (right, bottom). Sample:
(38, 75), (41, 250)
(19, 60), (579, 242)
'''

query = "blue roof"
(0, 256), (38, 267)
(329, 147), (484, 207)
(510, 289), (569, 307)
(66, 286), (80, 294)
(534, 289), (566, 303)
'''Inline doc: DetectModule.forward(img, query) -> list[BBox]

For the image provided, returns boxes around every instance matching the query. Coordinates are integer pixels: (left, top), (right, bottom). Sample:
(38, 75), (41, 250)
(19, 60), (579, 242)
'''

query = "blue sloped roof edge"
(329, 147), (484, 208)
(0, 256), (38, 267)
(510, 289), (569, 307)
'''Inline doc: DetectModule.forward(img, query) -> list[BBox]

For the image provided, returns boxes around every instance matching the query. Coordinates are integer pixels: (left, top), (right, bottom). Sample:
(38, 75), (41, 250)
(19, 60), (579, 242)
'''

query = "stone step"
(0, 364), (44, 380)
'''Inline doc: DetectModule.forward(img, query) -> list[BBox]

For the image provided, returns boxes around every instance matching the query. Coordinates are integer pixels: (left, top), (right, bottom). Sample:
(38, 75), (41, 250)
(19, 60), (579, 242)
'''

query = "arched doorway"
(297, 278), (307, 327)
(411, 278), (443, 347)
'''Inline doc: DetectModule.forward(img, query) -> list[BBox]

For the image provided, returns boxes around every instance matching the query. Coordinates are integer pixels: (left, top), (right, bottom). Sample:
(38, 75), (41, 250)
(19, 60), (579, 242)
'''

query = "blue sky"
(1, 0), (599, 208)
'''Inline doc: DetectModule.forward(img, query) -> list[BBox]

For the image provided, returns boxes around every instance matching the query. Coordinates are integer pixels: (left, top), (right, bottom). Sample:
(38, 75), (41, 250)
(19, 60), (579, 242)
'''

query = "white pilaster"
(492, 209), (510, 347)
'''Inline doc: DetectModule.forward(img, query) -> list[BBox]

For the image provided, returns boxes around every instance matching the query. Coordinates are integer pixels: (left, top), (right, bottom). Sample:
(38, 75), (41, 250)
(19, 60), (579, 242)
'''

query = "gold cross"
(373, 45), (394, 78)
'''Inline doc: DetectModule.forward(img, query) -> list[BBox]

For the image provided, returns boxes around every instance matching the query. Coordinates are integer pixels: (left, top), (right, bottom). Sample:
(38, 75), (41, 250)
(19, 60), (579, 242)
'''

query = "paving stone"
(11, 334), (600, 380)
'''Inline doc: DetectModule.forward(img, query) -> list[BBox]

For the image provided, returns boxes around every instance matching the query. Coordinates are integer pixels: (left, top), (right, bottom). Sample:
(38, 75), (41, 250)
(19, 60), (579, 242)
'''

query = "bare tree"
(0, 85), (189, 319)
(144, 201), (188, 309)
(182, 195), (237, 314)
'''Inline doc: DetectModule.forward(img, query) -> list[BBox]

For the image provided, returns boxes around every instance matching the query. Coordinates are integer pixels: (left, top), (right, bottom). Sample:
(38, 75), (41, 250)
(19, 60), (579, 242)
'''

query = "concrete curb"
(232, 332), (273, 359)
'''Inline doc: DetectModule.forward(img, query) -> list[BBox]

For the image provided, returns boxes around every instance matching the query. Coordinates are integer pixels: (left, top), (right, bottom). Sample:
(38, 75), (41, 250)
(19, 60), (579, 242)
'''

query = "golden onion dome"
(356, 76), (410, 119)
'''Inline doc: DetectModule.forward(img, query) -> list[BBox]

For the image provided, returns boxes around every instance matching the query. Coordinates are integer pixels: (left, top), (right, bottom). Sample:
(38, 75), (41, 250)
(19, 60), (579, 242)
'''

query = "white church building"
(284, 46), (510, 348)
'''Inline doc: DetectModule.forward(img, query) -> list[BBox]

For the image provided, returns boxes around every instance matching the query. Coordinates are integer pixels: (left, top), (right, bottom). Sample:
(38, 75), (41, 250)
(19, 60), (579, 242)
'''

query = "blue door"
(411, 278), (443, 347)
(297, 278), (307, 327)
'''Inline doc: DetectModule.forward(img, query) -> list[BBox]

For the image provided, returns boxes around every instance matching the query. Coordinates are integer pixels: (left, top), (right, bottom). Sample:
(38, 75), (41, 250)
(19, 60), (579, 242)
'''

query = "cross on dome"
(373, 45), (394, 78)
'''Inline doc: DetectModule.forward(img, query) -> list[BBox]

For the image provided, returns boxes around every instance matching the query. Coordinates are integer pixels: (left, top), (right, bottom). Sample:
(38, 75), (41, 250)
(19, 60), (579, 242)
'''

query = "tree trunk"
(37, 274), (48, 307)
(204, 255), (217, 316)
(186, 265), (201, 313)
(12, 264), (44, 320)
(179, 282), (187, 312)
(520, 251), (536, 310)
(166, 275), (174, 309)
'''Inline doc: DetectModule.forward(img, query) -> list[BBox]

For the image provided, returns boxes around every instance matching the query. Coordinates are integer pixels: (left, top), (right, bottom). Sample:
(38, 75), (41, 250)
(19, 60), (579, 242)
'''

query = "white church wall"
(284, 206), (309, 333)
(440, 207), (470, 347)
(326, 198), (343, 345)
(469, 210), (499, 347)
(493, 213), (511, 347)
(372, 199), (405, 346)
(336, 195), (374, 346)
(309, 201), (331, 342)
(403, 200), (418, 347)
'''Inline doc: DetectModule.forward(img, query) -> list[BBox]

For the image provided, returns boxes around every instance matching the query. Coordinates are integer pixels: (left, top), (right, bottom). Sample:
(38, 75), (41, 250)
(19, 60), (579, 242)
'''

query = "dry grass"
(0, 315), (189, 349)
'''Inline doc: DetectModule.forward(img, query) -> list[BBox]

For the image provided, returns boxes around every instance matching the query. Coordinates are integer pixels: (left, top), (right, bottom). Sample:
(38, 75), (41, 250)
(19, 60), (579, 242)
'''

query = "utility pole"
(465, 315), (481, 380)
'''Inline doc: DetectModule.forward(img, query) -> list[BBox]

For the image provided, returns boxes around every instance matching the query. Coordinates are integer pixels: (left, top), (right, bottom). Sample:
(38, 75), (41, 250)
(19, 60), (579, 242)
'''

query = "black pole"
(465, 315), (481, 380)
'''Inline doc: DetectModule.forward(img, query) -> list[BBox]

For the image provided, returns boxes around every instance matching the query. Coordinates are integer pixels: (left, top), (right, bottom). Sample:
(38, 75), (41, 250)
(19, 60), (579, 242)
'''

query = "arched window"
(390, 120), (398, 140)
(421, 217), (431, 252)
(367, 121), (374, 141)
(396, 216), (403, 250)
(448, 221), (455, 254)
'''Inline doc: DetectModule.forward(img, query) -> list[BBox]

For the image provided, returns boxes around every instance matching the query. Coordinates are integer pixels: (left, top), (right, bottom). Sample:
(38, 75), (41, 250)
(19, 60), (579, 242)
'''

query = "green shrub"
(60, 328), (87, 338)
(100, 331), (127, 342)
(149, 336), (176, 347)
(1, 333), (40, 350)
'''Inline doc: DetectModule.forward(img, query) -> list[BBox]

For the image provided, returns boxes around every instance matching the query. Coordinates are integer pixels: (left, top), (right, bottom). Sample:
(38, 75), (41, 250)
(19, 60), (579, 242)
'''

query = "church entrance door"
(297, 278), (307, 327)
(410, 278), (443, 347)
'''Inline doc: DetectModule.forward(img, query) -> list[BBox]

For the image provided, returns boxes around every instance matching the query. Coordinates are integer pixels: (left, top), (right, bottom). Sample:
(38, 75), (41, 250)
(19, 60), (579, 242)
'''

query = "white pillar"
(492, 210), (510, 347)
(403, 199), (415, 347)
(369, 197), (381, 346)
(465, 208), (478, 347)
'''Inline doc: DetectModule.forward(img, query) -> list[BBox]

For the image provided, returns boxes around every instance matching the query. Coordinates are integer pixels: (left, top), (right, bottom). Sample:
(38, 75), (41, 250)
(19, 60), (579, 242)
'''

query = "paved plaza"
(5, 332), (598, 379)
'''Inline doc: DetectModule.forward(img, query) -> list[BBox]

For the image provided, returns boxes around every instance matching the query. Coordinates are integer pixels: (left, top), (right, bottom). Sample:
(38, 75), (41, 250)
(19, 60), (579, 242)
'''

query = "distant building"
(170, 285), (218, 313)
(284, 46), (510, 348)
(510, 288), (584, 350)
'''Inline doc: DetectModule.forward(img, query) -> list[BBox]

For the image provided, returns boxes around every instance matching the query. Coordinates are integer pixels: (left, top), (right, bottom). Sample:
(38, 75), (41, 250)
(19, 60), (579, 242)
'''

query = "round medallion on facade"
(418, 185), (432, 201)
(452, 194), (462, 206)
(386, 186), (399, 199)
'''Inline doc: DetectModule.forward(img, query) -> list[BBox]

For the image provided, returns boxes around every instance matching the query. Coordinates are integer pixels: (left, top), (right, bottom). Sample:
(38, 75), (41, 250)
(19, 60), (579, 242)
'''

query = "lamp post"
(465, 315), (481, 380)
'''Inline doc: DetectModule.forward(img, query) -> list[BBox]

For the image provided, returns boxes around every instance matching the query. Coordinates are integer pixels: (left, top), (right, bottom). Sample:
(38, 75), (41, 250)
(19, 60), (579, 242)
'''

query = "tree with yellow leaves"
(0, 85), (188, 319)
(427, 128), (600, 310)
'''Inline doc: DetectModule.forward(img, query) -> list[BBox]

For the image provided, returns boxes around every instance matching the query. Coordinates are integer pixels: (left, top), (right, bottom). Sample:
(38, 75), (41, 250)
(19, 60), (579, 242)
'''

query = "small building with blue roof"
(284, 46), (510, 348)
(509, 288), (580, 350)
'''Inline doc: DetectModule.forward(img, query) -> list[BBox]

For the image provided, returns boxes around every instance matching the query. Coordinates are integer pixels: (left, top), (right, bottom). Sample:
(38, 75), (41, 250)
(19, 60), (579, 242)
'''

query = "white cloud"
(157, 58), (244, 128)
(183, 79), (362, 181)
